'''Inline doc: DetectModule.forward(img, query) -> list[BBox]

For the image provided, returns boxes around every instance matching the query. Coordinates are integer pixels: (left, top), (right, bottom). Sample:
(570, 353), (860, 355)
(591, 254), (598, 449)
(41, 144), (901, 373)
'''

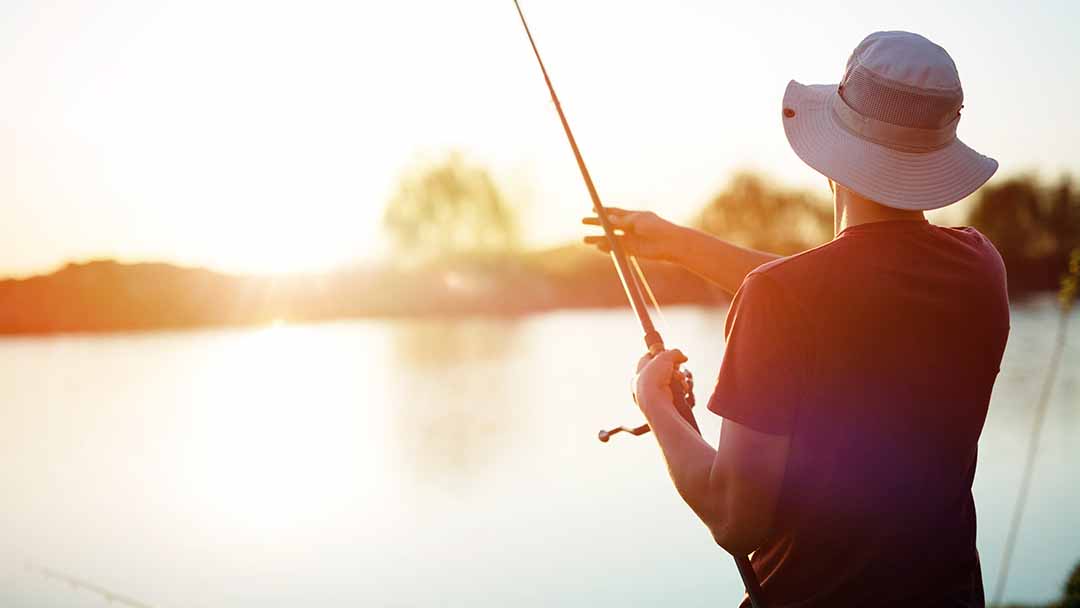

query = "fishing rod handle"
(671, 367), (699, 433)
(644, 329), (663, 353)
(735, 554), (767, 608)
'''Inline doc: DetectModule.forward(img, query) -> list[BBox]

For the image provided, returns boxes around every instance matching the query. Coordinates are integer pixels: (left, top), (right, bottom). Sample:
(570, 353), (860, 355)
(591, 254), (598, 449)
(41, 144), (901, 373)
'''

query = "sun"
(207, 221), (358, 276)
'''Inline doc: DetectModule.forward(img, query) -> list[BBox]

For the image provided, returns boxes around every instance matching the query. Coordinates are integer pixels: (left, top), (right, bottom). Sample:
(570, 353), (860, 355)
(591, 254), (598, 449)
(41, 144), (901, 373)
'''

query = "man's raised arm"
(583, 209), (780, 295)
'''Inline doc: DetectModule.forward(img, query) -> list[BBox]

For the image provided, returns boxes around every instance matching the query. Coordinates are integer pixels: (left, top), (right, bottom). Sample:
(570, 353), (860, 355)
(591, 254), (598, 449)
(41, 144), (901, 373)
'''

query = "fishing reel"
(598, 367), (697, 442)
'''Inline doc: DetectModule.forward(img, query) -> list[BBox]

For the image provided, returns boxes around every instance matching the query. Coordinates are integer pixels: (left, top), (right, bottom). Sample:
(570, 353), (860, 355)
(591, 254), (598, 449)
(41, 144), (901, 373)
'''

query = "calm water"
(0, 299), (1077, 607)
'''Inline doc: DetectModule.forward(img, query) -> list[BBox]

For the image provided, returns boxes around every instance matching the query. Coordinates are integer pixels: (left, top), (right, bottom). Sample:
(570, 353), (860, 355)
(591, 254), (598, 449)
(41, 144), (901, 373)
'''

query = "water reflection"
(177, 323), (388, 533)
(391, 317), (520, 368)
(390, 319), (524, 484)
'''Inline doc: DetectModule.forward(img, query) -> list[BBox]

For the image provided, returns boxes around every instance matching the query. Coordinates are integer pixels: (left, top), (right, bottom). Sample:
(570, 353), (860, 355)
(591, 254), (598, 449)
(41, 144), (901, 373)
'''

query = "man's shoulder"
(928, 225), (1009, 286)
(746, 238), (843, 284)
(937, 225), (1006, 260)
(750, 224), (1005, 281)
(731, 240), (845, 322)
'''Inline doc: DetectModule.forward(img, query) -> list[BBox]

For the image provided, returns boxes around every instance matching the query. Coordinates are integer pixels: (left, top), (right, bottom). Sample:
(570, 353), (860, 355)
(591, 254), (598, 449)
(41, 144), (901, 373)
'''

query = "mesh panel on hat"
(841, 64), (962, 130)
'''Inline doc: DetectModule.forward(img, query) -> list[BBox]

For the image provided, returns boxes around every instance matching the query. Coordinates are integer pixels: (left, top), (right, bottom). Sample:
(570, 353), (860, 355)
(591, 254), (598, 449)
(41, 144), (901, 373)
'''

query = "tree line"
(385, 155), (1080, 296)
(1, 157), (1075, 334)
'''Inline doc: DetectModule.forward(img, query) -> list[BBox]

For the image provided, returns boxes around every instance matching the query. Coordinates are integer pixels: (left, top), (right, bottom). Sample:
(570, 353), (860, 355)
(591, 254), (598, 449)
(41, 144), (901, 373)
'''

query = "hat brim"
(782, 81), (998, 211)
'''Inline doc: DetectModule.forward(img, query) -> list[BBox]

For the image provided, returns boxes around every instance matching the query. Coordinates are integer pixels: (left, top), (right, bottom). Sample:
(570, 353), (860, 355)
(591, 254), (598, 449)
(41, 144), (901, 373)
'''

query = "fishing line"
(610, 252), (644, 320)
(24, 561), (158, 608)
(630, 254), (668, 329)
(990, 248), (1079, 605)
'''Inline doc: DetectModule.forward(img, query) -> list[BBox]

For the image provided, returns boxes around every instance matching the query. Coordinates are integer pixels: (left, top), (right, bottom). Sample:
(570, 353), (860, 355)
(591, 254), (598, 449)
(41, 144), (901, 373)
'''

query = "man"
(584, 32), (1009, 606)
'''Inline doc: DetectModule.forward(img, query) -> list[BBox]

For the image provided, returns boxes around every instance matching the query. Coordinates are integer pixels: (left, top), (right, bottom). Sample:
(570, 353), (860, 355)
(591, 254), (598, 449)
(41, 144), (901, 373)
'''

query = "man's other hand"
(582, 208), (684, 263)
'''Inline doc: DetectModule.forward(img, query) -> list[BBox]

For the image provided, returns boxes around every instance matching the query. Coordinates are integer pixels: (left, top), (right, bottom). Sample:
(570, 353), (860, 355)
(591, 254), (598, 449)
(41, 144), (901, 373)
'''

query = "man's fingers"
(653, 348), (689, 367)
(676, 371), (690, 393)
(581, 215), (628, 229)
(582, 236), (617, 255)
(581, 208), (636, 230)
(583, 233), (636, 248)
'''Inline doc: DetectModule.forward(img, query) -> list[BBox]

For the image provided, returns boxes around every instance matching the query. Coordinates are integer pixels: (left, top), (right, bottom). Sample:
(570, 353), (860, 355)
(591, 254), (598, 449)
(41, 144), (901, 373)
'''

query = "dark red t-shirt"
(708, 219), (1010, 607)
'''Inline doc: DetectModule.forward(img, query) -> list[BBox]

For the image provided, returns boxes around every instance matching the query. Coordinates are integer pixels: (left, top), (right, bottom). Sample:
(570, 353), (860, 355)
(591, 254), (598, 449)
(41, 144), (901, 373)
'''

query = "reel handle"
(598, 367), (697, 442)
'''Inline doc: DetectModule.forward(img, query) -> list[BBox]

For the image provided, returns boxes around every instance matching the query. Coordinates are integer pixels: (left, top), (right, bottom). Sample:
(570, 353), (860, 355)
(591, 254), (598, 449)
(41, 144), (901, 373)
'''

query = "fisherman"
(585, 32), (1008, 606)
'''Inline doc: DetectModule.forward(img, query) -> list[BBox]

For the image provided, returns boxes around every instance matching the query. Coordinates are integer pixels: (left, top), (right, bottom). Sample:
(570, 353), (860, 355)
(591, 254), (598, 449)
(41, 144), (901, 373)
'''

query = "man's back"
(708, 219), (1010, 606)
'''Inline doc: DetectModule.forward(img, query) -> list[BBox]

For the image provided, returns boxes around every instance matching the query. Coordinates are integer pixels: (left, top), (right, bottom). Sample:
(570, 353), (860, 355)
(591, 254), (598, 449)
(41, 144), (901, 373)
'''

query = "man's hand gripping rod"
(512, 4), (766, 606)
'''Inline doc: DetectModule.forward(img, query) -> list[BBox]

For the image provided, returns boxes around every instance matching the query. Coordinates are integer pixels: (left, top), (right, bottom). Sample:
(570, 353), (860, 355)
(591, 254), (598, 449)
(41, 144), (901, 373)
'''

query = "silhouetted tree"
(1062, 561), (1080, 608)
(693, 172), (833, 256)
(968, 176), (1080, 293)
(384, 153), (519, 261)
(1060, 561), (1080, 608)
(997, 560), (1080, 608)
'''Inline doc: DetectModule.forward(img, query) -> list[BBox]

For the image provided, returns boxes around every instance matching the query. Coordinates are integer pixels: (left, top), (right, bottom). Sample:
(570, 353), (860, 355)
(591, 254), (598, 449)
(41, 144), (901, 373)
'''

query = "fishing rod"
(509, 0), (695, 439)
(511, 3), (766, 607)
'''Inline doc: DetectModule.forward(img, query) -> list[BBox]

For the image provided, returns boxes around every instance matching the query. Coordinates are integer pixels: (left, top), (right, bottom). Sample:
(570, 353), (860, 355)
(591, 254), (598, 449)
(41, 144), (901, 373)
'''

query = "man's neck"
(834, 190), (926, 236)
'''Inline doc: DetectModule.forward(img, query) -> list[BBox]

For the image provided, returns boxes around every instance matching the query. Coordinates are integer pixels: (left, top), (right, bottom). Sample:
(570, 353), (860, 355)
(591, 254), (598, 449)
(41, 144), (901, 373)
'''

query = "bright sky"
(3, 0), (1078, 276)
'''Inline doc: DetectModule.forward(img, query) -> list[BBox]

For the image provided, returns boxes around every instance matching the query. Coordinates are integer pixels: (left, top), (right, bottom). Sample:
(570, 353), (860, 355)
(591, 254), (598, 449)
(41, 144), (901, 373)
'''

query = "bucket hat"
(782, 31), (997, 210)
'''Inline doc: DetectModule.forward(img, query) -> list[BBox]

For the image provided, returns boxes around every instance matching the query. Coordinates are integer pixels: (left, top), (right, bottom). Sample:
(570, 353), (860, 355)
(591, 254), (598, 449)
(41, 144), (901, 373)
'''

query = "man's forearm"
(671, 226), (781, 295)
(638, 388), (726, 535)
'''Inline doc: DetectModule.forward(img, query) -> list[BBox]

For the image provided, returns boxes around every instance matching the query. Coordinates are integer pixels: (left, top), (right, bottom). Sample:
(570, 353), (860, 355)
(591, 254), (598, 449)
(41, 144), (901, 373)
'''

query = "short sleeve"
(707, 272), (810, 435)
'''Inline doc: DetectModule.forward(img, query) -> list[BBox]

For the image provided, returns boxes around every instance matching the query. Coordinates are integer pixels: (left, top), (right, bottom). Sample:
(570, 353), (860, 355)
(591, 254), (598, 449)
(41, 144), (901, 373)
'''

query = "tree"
(968, 176), (1080, 293)
(384, 153), (519, 261)
(694, 172), (833, 256)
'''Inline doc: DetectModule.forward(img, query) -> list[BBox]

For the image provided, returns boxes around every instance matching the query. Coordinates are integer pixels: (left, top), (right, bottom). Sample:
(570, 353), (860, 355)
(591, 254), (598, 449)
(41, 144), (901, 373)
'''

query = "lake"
(1, 298), (1077, 607)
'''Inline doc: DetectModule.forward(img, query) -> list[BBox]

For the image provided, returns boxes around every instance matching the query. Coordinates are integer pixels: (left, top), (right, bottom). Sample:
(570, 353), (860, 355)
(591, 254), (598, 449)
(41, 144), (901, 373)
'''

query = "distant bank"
(0, 248), (723, 335)
(2, 171), (1074, 335)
